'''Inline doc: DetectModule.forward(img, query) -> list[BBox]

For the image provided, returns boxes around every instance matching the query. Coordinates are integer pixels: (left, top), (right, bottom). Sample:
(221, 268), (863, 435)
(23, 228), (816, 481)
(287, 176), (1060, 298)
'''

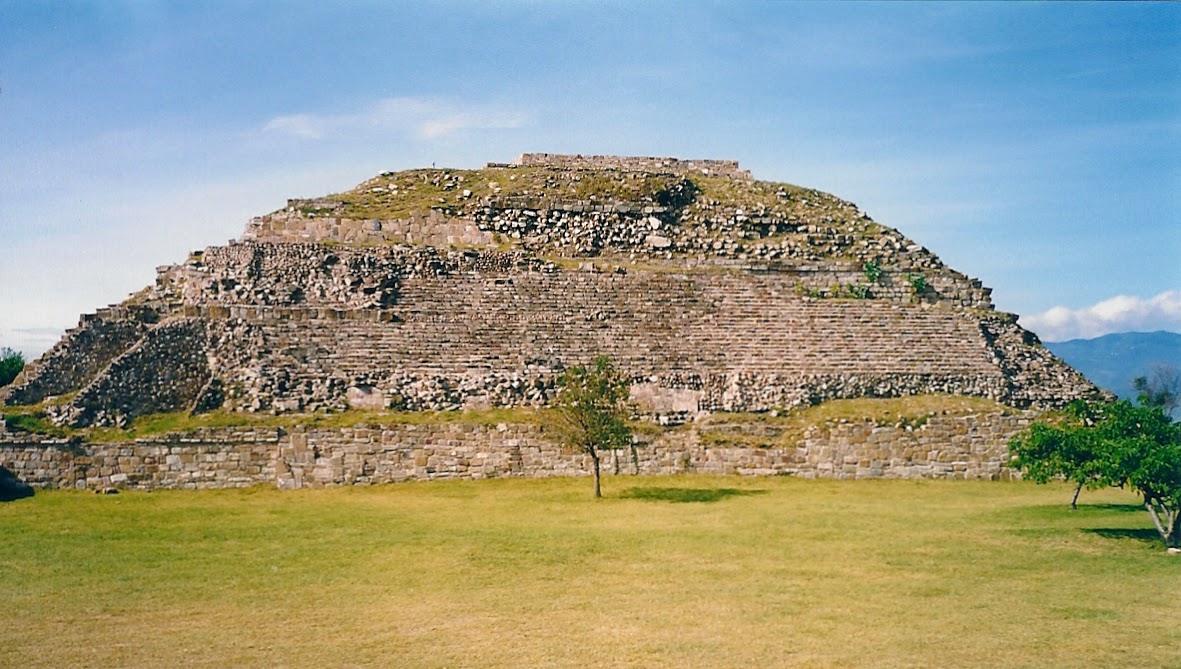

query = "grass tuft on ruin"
(3, 394), (1011, 444)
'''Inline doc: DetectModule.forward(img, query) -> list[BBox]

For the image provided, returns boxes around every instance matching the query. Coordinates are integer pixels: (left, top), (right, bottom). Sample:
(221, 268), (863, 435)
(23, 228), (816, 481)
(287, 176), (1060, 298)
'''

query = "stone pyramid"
(2, 154), (1102, 427)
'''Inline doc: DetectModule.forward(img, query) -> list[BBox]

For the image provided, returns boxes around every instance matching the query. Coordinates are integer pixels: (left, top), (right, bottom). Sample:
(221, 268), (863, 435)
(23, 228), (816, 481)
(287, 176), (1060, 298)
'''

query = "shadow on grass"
(619, 487), (767, 503)
(1081, 503), (1145, 514)
(1086, 528), (1162, 546)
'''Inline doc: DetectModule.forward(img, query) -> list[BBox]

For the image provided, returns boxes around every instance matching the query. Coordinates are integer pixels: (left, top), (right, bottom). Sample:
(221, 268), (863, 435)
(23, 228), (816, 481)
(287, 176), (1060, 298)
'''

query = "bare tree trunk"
(1144, 500), (1180, 547)
(1070, 482), (1083, 510)
(1143, 503), (1181, 550)
(630, 442), (640, 475)
(612, 447), (621, 475)
(590, 448), (602, 498)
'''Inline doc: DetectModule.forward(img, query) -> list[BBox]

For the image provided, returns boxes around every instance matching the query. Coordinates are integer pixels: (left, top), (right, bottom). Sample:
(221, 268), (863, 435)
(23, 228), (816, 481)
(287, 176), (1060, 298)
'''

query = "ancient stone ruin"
(0, 154), (1105, 489)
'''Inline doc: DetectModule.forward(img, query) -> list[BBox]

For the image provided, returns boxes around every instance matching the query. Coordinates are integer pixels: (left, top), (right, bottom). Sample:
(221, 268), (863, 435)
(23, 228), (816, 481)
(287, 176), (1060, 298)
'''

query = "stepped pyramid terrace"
(0, 154), (1105, 490)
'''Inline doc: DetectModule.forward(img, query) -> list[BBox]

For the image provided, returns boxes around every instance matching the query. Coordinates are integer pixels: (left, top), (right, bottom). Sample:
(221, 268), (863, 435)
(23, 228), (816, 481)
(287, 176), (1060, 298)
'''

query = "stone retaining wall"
(0, 412), (1029, 490)
(506, 153), (753, 180)
(0, 427), (279, 490)
(243, 209), (495, 247)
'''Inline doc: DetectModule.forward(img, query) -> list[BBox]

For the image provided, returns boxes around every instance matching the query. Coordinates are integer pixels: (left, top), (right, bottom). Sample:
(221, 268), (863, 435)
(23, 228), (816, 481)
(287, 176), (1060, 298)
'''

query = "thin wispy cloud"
(1021, 290), (1181, 342)
(263, 113), (322, 139)
(262, 96), (527, 141)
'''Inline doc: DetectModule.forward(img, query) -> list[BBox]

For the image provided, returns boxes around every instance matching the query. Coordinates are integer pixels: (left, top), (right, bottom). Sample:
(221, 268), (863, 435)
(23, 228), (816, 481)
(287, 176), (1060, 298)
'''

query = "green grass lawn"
(2, 477), (1178, 668)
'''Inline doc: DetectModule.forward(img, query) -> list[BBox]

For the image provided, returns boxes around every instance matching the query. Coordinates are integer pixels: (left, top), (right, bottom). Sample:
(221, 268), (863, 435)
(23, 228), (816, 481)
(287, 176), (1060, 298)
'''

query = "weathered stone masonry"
(0, 411), (1031, 490)
(506, 153), (754, 180)
(1, 153), (1102, 483)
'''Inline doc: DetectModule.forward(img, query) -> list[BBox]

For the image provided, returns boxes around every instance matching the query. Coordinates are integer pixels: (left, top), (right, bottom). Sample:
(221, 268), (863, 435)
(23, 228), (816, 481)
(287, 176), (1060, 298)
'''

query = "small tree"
(1011, 399), (1181, 547)
(549, 357), (632, 498)
(1009, 400), (1107, 509)
(0, 347), (25, 387)
(1093, 401), (1181, 547)
(1134, 363), (1180, 416)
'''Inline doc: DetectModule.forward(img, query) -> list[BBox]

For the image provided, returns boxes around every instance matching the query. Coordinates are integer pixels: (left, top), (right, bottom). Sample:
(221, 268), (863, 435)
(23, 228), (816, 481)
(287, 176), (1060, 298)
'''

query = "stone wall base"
(0, 413), (1029, 491)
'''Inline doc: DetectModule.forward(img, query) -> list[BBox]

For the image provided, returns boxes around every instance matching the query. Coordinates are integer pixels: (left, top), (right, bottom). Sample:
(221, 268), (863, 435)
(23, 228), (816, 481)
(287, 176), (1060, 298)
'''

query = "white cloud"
(262, 96), (526, 141)
(1021, 290), (1181, 342)
(262, 113), (323, 139)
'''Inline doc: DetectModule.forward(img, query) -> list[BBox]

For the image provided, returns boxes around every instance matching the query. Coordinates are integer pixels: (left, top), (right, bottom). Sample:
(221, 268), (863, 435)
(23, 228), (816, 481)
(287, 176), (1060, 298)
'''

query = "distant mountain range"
(1045, 331), (1181, 401)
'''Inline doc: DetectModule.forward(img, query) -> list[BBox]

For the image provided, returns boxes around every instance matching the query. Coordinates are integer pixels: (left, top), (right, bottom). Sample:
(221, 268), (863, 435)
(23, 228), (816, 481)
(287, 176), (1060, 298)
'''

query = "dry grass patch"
(698, 394), (1012, 448)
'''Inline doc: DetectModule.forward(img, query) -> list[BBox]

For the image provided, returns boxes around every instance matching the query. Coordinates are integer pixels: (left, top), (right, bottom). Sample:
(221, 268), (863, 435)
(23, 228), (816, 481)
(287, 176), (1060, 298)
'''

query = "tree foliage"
(0, 347), (25, 387)
(548, 356), (632, 498)
(1010, 399), (1181, 547)
(1009, 401), (1108, 509)
(1134, 363), (1180, 416)
(1099, 401), (1181, 547)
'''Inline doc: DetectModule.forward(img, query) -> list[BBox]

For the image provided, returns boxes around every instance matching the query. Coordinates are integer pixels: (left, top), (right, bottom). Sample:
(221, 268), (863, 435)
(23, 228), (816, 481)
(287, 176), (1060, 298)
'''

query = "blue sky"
(1, 1), (1179, 356)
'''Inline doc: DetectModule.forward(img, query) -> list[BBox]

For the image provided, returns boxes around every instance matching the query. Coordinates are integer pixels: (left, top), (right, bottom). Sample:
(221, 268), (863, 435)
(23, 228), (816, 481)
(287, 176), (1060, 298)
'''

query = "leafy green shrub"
(863, 260), (882, 283)
(906, 273), (927, 297)
(846, 284), (873, 299)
